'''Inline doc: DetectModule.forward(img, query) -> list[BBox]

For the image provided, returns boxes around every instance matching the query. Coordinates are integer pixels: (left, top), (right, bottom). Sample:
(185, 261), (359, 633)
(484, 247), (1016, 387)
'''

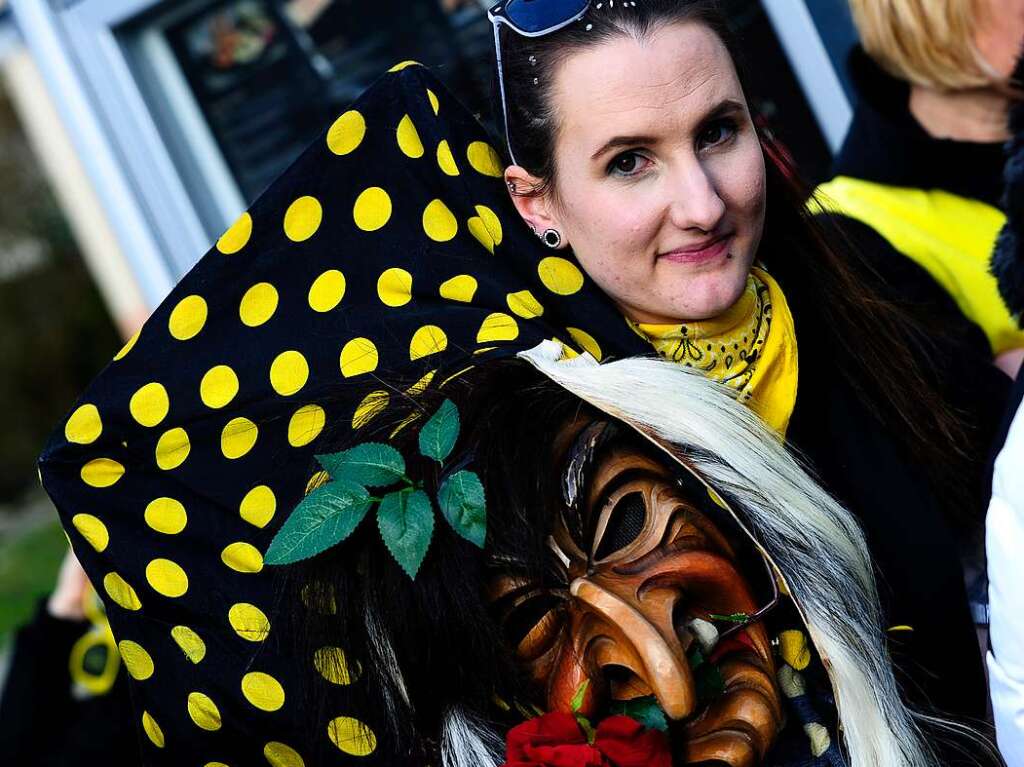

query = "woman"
(35, 1), (994, 765)
(819, 0), (1024, 376)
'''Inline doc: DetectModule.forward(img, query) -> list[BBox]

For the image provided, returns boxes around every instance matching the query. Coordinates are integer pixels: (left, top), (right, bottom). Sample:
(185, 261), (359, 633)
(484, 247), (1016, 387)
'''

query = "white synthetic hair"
(439, 707), (504, 767)
(520, 342), (941, 767)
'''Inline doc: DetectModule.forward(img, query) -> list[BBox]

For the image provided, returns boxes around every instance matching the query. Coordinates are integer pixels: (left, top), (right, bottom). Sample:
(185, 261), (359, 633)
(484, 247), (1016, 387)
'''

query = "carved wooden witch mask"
(488, 417), (787, 766)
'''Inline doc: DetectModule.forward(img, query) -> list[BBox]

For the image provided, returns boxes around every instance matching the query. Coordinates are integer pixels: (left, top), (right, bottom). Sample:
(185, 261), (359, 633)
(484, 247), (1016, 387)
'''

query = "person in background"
(987, 47), (1024, 765)
(819, 0), (1024, 377)
(0, 548), (136, 765)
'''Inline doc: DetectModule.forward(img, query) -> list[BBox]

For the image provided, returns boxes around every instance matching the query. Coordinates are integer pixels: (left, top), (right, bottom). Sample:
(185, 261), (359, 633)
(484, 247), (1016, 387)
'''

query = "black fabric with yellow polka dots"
(37, 63), (656, 765)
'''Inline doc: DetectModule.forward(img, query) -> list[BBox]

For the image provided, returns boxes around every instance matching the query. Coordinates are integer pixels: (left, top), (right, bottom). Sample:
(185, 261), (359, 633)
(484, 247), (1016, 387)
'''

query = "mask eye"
(595, 491), (646, 560)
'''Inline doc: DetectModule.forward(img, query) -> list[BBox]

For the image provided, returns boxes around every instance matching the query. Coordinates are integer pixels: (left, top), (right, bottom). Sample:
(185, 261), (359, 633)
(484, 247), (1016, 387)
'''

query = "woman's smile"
(658, 232), (735, 267)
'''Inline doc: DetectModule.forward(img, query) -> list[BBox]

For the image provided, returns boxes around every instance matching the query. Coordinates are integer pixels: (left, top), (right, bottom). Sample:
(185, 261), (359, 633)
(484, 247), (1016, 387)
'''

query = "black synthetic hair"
(992, 53), (1024, 324)
(276, 360), (589, 763)
(492, 0), (978, 524)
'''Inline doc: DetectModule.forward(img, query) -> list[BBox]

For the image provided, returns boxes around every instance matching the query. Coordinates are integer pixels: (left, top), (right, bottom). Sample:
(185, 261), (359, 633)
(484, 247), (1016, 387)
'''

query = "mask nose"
(546, 577), (696, 721)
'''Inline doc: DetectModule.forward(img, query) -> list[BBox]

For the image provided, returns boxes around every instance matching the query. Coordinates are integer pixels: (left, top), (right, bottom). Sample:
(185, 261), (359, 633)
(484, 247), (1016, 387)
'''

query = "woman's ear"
(504, 165), (565, 242)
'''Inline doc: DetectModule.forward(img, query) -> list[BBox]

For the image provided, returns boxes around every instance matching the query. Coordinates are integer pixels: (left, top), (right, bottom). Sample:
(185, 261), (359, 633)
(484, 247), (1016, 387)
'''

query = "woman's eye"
(608, 151), (648, 177)
(697, 119), (737, 150)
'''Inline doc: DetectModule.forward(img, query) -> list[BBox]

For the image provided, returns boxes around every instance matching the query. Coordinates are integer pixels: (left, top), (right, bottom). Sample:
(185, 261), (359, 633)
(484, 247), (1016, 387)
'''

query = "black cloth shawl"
(36, 63), (664, 765)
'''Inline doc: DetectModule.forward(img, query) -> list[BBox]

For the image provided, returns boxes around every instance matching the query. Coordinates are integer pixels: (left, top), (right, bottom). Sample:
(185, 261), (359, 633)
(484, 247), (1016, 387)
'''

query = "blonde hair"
(849, 0), (996, 90)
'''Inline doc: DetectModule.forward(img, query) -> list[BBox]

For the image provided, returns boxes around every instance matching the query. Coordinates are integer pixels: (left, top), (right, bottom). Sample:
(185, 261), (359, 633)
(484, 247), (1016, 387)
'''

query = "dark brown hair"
(495, 0), (975, 519)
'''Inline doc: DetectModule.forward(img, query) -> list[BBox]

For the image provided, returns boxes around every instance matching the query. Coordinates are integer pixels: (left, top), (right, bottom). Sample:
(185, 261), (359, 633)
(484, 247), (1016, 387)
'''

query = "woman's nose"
(546, 577), (696, 721)
(669, 164), (727, 233)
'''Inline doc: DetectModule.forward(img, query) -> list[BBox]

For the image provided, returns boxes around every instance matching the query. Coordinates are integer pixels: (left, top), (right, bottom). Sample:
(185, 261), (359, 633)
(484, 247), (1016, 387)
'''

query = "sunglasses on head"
(487, 0), (591, 167)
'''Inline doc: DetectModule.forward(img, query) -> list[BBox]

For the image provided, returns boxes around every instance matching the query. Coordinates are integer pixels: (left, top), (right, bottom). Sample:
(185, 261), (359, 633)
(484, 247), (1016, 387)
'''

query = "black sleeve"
(825, 212), (1012, 502)
(0, 597), (86, 759)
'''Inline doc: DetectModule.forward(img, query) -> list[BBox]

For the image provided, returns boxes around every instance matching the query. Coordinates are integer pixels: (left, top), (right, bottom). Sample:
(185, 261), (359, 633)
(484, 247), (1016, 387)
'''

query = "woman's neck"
(908, 84), (1010, 143)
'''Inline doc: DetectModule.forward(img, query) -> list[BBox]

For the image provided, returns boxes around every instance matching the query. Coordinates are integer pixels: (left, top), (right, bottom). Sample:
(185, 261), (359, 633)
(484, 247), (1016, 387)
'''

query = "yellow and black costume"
(816, 47), (1024, 357)
(36, 62), (989, 764)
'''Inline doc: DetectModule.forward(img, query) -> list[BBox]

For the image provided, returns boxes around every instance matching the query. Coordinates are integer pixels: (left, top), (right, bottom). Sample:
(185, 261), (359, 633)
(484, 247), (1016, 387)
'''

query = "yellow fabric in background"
(629, 267), (799, 436)
(814, 175), (1024, 354)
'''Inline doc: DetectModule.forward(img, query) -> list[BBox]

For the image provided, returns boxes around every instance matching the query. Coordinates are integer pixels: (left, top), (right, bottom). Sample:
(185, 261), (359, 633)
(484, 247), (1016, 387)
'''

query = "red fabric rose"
(502, 712), (672, 767)
(594, 715), (672, 767)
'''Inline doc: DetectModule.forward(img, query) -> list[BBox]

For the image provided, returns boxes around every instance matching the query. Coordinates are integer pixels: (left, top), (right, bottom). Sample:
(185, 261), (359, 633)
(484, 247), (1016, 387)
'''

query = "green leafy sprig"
(264, 399), (486, 578)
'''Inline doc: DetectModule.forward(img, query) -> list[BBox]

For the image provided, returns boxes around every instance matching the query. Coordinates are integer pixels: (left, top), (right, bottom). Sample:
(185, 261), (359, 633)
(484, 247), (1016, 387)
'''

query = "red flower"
(502, 712), (671, 767)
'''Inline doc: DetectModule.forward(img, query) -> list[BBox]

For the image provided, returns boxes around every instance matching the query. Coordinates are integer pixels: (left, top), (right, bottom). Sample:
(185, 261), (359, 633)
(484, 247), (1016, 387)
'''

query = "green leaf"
(265, 480), (373, 565)
(707, 612), (750, 624)
(316, 442), (405, 487)
(570, 679), (589, 713)
(576, 713), (596, 744)
(608, 696), (669, 732)
(377, 489), (435, 579)
(418, 399), (459, 463)
(437, 470), (486, 547)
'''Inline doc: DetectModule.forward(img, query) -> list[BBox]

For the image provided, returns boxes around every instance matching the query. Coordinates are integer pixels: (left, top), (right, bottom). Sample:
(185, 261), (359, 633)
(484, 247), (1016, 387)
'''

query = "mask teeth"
(687, 617), (720, 655)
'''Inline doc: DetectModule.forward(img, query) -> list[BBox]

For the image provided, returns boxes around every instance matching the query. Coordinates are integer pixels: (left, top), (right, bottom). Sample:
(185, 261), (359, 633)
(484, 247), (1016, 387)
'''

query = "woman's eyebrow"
(589, 98), (748, 162)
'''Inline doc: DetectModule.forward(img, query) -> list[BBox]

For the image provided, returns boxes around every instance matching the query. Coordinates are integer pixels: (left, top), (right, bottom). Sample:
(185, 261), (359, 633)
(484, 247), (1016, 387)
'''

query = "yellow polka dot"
(222, 542), (264, 573)
(283, 196), (322, 242)
(406, 369), (436, 395)
(328, 716), (377, 756)
(538, 256), (585, 295)
(240, 282), (279, 327)
(427, 88), (440, 115)
(779, 629), (812, 670)
(422, 199), (458, 242)
(142, 711), (164, 748)
(314, 647), (360, 685)
(72, 513), (109, 552)
(436, 140), (459, 176)
(340, 337), (379, 377)
(270, 351), (309, 396)
(468, 205), (503, 254)
(353, 390), (389, 429)
(305, 471), (330, 494)
(118, 640), (154, 680)
(221, 417), (258, 459)
(200, 365), (239, 409)
(188, 692), (222, 731)
(129, 382), (170, 427)
(205, 763), (229, 767)
(81, 458), (125, 488)
(477, 312), (519, 343)
(145, 497), (187, 535)
(308, 270), (346, 312)
(410, 325), (448, 360)
(467, 141), (503, 177)
(353, 187), (392, 232)
(389, 59), (421, 71)
(146, 558), (189, 598)
(104, 572), (142, 611)
(288, 404), (326, 447)
(171, 625), (206, 663)
(66, 404), (102, 444)
(156, 427), (191, 470)
(229, 603), (270, 642)
(567, 327), (603, 361)
(264, 742), (305, 767)
(439, 274), (477, 303)
(217, 212), (253, 254)
(396, 114), (424, 158)
(242, 671), (285, 712)
(507, 290), (544, 318)
(327, 110), (366, 156)
(113, 329), (139, 361)
(240, 485), (276, 528)
(169, 295), (208, 341)
(377, 267), (413, 307)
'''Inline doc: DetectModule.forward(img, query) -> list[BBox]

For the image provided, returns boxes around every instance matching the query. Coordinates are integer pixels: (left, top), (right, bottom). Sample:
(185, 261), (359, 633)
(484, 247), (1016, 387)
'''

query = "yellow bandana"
(628, 267), (799, 435)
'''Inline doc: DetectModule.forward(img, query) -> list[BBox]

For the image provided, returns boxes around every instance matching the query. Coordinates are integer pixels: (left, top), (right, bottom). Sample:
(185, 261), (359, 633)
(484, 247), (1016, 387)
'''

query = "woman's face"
(506, 21), (766, 324)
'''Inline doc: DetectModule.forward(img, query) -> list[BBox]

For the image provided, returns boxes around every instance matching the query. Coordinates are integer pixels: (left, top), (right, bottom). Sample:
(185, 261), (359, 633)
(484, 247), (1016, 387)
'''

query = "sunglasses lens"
(504, 0), (589, 34)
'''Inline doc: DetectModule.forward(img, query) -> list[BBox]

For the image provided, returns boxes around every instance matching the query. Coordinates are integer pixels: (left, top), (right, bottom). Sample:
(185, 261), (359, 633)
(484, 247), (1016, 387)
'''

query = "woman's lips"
(658, 235), (732, 265)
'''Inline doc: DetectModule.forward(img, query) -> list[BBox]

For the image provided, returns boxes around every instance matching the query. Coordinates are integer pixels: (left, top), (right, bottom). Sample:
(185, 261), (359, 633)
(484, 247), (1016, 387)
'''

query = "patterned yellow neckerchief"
(627, 267), (799, 435)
